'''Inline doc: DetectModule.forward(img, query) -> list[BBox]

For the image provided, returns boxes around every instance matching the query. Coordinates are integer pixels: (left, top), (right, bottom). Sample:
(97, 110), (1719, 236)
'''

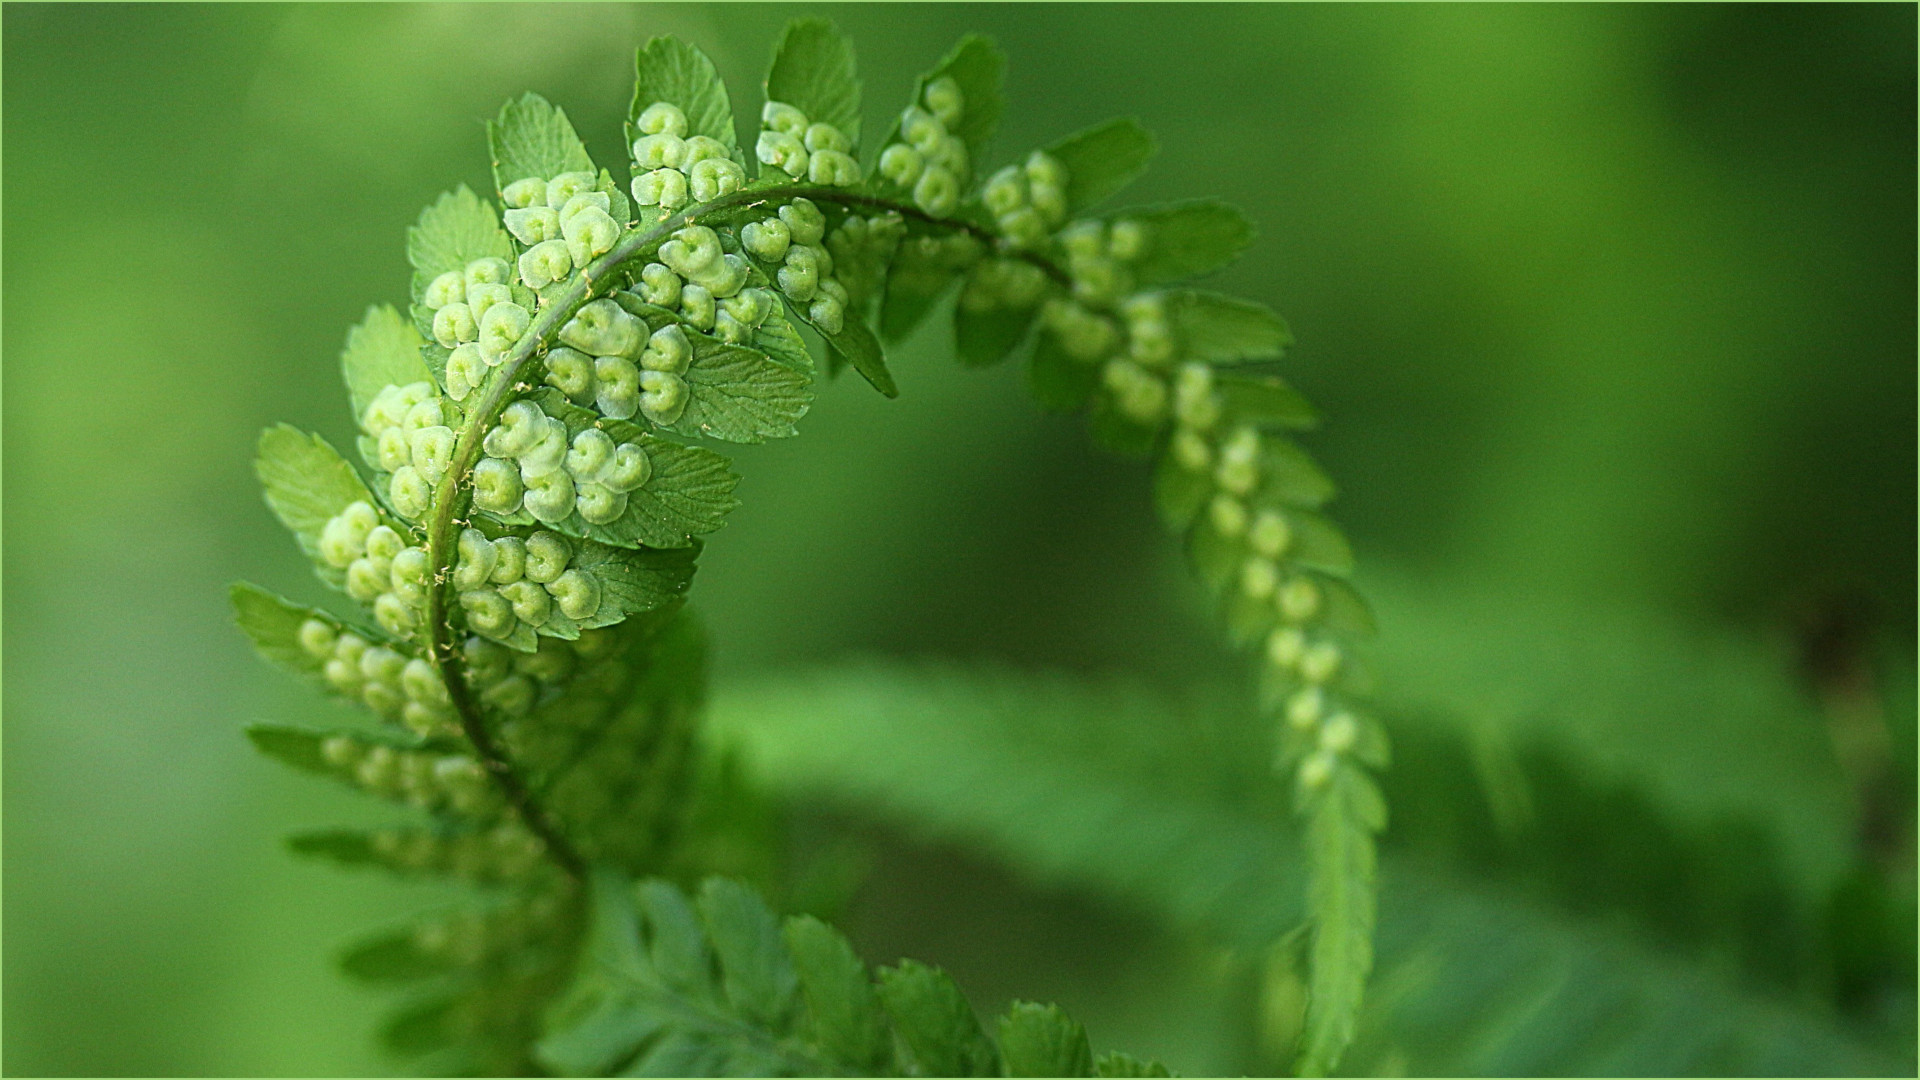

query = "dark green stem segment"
(423, 181), (1068, 879)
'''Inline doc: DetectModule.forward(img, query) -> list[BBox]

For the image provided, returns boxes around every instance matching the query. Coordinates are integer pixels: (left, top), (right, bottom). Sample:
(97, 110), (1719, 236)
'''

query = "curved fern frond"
(235, 18), (1375, 1072)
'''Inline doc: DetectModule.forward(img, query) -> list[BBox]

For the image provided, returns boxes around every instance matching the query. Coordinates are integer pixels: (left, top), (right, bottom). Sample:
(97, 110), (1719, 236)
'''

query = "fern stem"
(423, 182), (1067, 881)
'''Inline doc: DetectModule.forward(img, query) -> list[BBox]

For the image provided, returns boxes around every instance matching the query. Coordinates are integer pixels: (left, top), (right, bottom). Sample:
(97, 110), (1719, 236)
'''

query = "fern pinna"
(234, 20), (1381, 1077)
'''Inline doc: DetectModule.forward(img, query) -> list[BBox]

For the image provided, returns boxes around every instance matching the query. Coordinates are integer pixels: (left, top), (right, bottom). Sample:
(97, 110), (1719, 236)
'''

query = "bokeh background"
(4, 3), (1913, 1075)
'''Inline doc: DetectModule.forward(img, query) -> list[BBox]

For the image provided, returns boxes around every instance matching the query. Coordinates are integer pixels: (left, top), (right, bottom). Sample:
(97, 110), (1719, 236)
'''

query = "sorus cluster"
(501, 172), (623, 288)
(1095, 292), (1180, 424)
(1184, 384), (1360, 790)
(317, 500), (433, 640)
(822, 211), (906, 309)
(410, 893), (568, 969)
(360, 382), (465, 519)
(632, 226), (776, 348)
(319, 734), (502, 818)
(365, 822), (549, 883)
(301, 604), (604, 739)
(877, 75), (970, 217)
(982, 151), (1070, 250)
(740, 197), (850, 333)
(891, 230), (987, 300)
(422, 256), (529, 384)
(959, 256), (1049, 315)
(630, 102), (749, 211)
(996, 197), (1365, 785)
(1027, 217), (1170, 424)
(452, 525), (604, 639)
(299, 615), (452, 734)
(476, 397), (654, 525)
(754, 100), (860, 187)
(461, 628), (606, 720)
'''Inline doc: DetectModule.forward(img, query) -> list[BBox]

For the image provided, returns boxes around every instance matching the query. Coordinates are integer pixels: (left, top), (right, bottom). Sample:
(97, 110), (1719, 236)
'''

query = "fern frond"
(1294, 762), (1381, 1076)
(1352, 867), (1907, 1076)
(237, 18), (1382, 1070)
(711, 662), (1302, 946)
(1365, 569), (1860, 896)
(707, 660), (1908, 1075)
(537, 873), (1171, 1077)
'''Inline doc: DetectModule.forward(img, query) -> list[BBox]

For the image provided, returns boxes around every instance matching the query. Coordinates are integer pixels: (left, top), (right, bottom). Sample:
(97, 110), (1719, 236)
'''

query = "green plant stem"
(424, 181), (1069, 881)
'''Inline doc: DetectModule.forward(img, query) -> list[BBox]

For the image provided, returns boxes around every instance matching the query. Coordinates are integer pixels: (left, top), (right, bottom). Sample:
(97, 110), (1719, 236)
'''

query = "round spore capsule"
(594, 356), (642, 421)
(523, 532), (570, 584)
(575, 482), (628, 525)
(637, 101), (689, 138)
(545, 568), (602, 620)
(471, 456), (525, 515)
(522, 469), (576, 524)
(298, 618), (336, 659)
(489, 535), (527, 584)
(498, 580), (552, 625)
(599, 442), (652, 492)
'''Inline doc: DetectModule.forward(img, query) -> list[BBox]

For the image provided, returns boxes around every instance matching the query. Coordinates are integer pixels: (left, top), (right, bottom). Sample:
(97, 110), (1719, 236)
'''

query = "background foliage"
(4, 3), (1913, 1075)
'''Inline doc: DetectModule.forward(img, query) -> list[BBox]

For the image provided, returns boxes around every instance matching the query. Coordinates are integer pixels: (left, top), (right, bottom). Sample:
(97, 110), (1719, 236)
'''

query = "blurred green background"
(4, 3), (1913, 1075)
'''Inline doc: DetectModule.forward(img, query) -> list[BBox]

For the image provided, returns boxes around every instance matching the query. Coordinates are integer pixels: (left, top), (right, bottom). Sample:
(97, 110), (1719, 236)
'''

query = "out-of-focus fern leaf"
(1115, 200), (1253, 285)
(1165, 291), (1292, 365)
(510, 608), (708, 872)
(765, 18), (862, 146)
(537, 872), (1165, 1077)
(1362, 568), (1860, 905)
(630, 35), (739, 157)
(1295, 762), (1382, 1076)
(710, 662), (1303, 946)
(1345, 866), (1906, 1076)
(1045, 118), (1158, 216)
(489, 92), (597, 199)
(999, 1001), (1094, 1077)
(706, 659), (1909, 1075)
(874, 960), (1001, 1077)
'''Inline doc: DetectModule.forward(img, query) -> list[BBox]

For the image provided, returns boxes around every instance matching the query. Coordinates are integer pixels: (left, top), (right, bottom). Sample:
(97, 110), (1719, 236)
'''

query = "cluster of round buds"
(1167, 363), (1224, 471)
(553, 298), (706, 426)
(1173, 394), (1360, 789)
(634, 226), (777, 349)
(1093, 293), (1183, 424)
(823, 212), (906, 308)
(426, 261), (537, 403)
(983, 151), (1070, 250)
(410, 895), (564, 968)
(300, 618), (455, 735)
(419, 258), (527, 401)
(1278, 603), (1358, 794)
(959, 256), (1050, 314)
(460, 630), (591, 721)
(629, 102), (748, 213)
(1040, 296), (1121, 362)
(877, 76), (969, 217)
(320, 736), (501, 817)
(740, 198), (849, 333)
(361, 382), (466, 519)
(1060, 217), (1150, 306)
(452, 526), (603, 640)
(502, 172), (623, 289)
(1028, 216), (1174, 424)
(755, 100), (860, 187)
(899, 231), (987, 276)
(475, 399), (654, 525)
(316, 501), (434, 640)
(367, 822), (548, 882)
